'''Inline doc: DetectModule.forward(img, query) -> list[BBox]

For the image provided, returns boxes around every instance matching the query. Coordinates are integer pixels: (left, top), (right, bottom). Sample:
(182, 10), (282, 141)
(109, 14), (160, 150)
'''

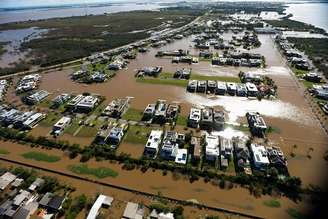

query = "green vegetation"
(288, 37), (328, 79)
(39, 112), (61, 127)
(263, 199), (281, 208)
(21, 151), (61, 162)
(137, 72), (240, 87)
(190, 74), (241, 83)
(176, 115), (188, 126)
(0, 149), (9, 155)
(286, 208), (305, 219)
(137, 77), (188, 87)
(64, 194), (88, 219)
(64, 118), (80, 135)
(266, 18), (326, 34)
(0, 10), (199, 69)
(122, 108), (144, 121)
(68, 164), (118, 178)
(124, 125), (152, 145)
(0, 126), (304, 202)
(76, 126), (98, 138)
(0, 41), (8, 56)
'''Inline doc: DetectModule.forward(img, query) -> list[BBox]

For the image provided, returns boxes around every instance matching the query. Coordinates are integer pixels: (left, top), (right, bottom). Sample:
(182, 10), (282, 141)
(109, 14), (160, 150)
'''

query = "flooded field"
(1, 30), (328, 218)
(0, 141), (307, 219)
(0, 27), (48, 67)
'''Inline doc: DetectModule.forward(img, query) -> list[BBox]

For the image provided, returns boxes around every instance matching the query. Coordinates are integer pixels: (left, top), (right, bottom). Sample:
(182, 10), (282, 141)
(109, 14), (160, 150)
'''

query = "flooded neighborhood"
(0, 1), (327, 219)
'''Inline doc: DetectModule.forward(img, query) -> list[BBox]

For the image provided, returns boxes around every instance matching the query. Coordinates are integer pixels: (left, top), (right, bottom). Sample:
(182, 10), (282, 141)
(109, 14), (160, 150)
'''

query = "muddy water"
(0, 141), (306, 219)
(2, 32), (328, 218)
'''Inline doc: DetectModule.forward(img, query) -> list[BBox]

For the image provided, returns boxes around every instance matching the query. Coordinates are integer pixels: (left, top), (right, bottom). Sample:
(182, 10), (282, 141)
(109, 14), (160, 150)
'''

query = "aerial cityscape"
(0, 0), (327, 219)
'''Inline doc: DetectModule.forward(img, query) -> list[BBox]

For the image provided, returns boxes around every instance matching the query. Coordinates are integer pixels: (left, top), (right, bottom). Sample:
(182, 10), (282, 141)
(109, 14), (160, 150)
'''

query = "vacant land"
(68, 164), (118, 178)
(0, 10), (199, 68)
(122, 108), (144, 121)
(21, 151), (61, 162)
(123, 125), (152, 145)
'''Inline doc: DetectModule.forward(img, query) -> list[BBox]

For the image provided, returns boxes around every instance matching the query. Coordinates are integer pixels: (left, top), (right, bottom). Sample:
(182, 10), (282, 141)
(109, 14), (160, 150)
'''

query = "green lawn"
(122, 108), (144, 121)
(0, 149), (9, 155)
(39, 112), (61, 127)
(263, 199), (281, 208)
(76, 126), (99, 138)
(190, 74), (240, 83)
(176, 115), (188, 126)
(68, 164), (118, 178)
(21, 151), (61, 162)
(136, 72), (240, 88)
(124, 125), (152, 145)
(64, 118), (80, 135)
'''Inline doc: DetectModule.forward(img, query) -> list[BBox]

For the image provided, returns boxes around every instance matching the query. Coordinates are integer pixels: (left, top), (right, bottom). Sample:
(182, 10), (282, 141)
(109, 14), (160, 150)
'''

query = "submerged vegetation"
(266, 18), (326, 34)
(68, 164), (118, 178)
(0, 10), (200, 69)
(287, 37), (328, 79)
(21, 151), (61, 162)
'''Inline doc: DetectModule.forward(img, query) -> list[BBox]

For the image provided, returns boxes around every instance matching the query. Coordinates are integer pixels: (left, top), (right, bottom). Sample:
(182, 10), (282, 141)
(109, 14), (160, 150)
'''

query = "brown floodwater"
(0, 141), (307, 219)
(2, 33), (328, 218)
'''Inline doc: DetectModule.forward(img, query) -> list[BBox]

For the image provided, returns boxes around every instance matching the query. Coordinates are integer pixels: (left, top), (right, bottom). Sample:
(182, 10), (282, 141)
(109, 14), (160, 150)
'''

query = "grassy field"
(176, 115), (188, 126)
(39, 112), (61, 127)
(137, 72), (240, 87)
(0, 149), (9, 155)
(64, 118), (81, 135)
(122, 108), (144, 121)
(21, 151), (61, 162)
(263, 199), (281, 208)
(68, 164), (118, 178)
(76, 126), (99, 138)
(124, 125), (152, 145)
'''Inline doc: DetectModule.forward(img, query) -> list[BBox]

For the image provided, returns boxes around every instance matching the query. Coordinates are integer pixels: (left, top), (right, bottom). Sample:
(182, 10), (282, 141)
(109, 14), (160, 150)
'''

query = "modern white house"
(175, 149), (188, 165)
(205, 134), (220, 161)
(87, 195), (113, 219)
(144, 130), (163, 158)
(188, 108), (201, 128)
(250, 144), (270, 170)
(52, 116), (72, 135)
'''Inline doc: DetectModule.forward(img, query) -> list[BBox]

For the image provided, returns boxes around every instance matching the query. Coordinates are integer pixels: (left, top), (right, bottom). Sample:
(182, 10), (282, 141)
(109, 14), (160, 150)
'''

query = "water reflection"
(182, 92), (313, 126)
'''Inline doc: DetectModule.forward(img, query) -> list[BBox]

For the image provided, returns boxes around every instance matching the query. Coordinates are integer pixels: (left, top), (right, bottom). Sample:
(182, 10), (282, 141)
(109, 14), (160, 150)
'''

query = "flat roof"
(86, 195), (113, 219)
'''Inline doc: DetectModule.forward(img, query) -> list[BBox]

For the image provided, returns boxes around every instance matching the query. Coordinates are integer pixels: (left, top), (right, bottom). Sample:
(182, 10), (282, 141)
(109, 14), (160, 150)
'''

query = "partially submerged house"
(102, 98), (130, 118)
(246, 112), (267, 137)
